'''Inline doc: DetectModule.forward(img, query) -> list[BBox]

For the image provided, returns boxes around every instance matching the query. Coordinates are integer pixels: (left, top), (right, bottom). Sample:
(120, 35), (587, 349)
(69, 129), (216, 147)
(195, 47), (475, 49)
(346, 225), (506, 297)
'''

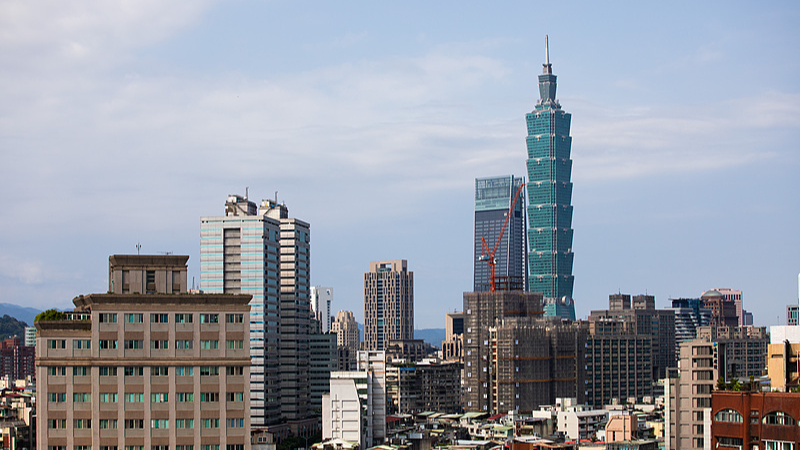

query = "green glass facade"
(526, 47), (575, 320)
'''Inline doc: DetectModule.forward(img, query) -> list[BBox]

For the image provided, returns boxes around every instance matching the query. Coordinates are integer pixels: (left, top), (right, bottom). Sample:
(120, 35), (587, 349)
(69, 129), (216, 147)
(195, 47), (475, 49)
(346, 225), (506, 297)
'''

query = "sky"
(1, 1), (798, 329)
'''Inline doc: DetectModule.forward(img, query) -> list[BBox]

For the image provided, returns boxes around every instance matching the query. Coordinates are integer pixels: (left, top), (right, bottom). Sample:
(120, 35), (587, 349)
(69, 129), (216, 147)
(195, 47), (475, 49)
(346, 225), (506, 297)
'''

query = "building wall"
(36, 292), (251, 450)
(364, 261), (413, 352)
(711, 391), (800, 450)
(332, 311), (359, 371)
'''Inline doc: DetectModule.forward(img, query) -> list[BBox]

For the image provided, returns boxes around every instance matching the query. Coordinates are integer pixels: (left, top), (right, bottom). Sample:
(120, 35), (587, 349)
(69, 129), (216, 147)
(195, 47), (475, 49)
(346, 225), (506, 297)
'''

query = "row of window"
(49, 418), (244, 429)
(48, 446), (240, 450)
(48, 365), (244, 377)
(50, 339), (244, 351)
(113, 313), (245, 324)
(49, 391), (243, 404)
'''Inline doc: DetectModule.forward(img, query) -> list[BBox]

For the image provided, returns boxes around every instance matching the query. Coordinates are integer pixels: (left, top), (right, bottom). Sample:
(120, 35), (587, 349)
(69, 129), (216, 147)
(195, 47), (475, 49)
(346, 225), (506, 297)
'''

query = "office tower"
(0, 337), (35, 381)
(308, 318), (336, 415)
(332, 310), (360, 371)
(473, 175), (527, 292)
(364, 260), (413, 352)
(525, 36), (575, 321)
(201, 194), (280, 426)
(201, 193), (312, 426)
(667, 298), (711, 358)
(463, 290), (586, 413)
(36, 255), (251, 450)
(310, 286), (333, 333)
(700, 289), (738, 327)
(589, 294), (676, 380)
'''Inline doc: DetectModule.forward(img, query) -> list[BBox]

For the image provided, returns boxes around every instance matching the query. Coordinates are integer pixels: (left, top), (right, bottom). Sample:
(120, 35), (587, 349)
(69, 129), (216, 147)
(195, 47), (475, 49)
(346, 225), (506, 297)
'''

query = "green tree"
(35, 309), (66, 321)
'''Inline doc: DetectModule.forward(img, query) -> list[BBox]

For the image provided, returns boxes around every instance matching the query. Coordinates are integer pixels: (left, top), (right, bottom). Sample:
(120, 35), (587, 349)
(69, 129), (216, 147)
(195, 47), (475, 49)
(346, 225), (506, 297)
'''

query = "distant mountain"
(0, 314), (28, 340)
(355, 323), (446, 349)
(0, 303), (40, 328)
(415, 328), (445, 348)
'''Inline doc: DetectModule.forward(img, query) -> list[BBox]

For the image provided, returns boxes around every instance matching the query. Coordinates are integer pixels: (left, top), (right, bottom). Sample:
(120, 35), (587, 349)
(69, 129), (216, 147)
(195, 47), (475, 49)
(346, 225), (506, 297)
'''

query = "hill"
(0, 303), (40, 327)
(0, 314), (28, 340)
(414, 328), (445, 348)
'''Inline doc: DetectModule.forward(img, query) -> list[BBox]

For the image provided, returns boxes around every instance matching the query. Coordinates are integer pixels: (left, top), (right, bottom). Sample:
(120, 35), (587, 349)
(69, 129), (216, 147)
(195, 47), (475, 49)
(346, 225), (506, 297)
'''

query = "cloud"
(0, 254), (44, 285)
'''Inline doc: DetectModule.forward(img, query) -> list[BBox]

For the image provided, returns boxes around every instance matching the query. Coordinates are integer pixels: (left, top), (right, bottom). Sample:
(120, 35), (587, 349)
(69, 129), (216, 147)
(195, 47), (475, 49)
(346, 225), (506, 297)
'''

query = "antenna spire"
(545, 35), (550, 65)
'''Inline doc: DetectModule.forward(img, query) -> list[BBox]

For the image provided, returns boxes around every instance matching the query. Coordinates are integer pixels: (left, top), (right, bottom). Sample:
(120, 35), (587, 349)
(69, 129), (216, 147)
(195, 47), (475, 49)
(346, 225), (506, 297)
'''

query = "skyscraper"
(310, 286), (333, 333)
(364, 260), (413, 351)
(525, 36), (576, 320)
(473, 175), (527, 292)
(201, 193), (312, 426)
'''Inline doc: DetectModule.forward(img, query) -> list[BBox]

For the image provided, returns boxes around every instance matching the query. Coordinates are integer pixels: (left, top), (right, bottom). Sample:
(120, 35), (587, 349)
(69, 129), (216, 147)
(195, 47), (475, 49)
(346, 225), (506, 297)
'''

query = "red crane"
(479, 182), (525, 292)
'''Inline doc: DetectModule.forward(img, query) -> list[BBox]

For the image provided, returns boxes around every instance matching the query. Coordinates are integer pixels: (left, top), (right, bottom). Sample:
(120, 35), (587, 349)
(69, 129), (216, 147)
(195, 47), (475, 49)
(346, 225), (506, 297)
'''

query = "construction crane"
(479, 182), (525, 292)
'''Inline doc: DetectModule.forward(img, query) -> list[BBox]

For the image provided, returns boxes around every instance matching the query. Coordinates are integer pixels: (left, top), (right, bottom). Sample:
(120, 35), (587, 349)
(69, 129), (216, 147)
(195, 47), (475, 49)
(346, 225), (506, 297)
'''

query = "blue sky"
(1, 1), (798, 328)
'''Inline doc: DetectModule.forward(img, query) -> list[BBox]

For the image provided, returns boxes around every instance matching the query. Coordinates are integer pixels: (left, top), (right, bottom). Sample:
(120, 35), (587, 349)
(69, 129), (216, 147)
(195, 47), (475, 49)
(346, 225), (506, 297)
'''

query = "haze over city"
(1, 1), (798, 328)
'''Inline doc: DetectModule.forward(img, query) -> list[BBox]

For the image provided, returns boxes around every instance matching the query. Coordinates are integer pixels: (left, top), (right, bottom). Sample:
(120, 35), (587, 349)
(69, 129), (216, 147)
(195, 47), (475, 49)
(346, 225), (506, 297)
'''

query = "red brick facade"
(712, 391), (800, 449)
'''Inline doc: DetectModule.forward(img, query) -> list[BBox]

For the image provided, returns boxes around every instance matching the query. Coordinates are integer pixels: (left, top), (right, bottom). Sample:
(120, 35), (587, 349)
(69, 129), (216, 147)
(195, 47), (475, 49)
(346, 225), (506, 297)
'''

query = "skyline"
(1, 2), (799, 328)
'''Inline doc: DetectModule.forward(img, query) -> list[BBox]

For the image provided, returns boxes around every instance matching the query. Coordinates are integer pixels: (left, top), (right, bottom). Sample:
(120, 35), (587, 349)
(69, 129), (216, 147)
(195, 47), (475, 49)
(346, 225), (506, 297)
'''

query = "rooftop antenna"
(245, 187), (249, 200)
(136, 242), (141, 255)
(275, 191), (278, 203)
(545, 34), (550, 65)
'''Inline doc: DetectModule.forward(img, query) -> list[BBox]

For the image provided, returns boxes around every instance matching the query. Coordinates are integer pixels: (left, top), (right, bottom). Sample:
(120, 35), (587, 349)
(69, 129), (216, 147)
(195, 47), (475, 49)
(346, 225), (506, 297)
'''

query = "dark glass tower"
(526, 37), (575, 320)
(473, 175), (527, 292)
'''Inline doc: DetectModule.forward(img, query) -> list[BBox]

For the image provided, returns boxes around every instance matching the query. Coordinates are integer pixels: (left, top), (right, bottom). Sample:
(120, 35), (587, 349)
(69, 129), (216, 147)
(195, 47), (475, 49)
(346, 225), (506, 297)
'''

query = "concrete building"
(667, 298), (711, 359)
(322, 351), (386, 448)
(310, 287), (333, 333)
(24, 327), (35, 348)
(385, 359), (461, 414)
(332, 311), (360, 371)
(463, 291), (587, 414)
(712, 390), (800, 450)
(442, 312), (465, 363)
(0, 338), (34, 382)
(309, 318), (336, 414)
(201, 194), (312, 426)
(788, 305), (798, 326)
(473, 175), (527, 292)
(364, 260), (413, 352)
(665, 325), (768, 450)
(36, 254), (251, 450)
(700, 289), (738, 328)
(531, 398), (607, 441)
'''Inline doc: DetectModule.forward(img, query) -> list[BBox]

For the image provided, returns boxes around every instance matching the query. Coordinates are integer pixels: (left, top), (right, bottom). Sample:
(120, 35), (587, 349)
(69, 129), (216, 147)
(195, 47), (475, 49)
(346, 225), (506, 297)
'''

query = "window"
(124, 419), (144, 429)
(152, 446), (169, 450)
(72, 339), (91, 349)
(73, 418), (92, 429)
(124, 393), (144, 403)
(200, 366), (219, 376)
(99, 313), (117, 323)
(48, 419), (67, 429)
(176, 419), (194, 429)
(48, 393), (66, 403)
(73, 392), (91, 402)
(150, 419), (169, 429)
(175, 313), (193, 323)
(48, 339), (66, 349)
(176, 340), (193, 350)
(176, 392), (194, 402)
(226, 392), (244, 402)
(202, 446), (220, 450)
(99, 339), (117, 349)
(151, 393), (169, 403)
(227, 340), (244, 349)
(124, 366), (143, 376)
(751, 410), (759, 424)
(176, 447), (194, 450)
(227, 446), (244, 450)
(200, 392), (219, 402)
(226, 313), (244, 323)
(101, 446), (118, 450)
(99, 393), (117, 403)
(763, 411), (796, 426)
(176, 366), (193, 376)
(201, 418), (219, 428)
(99, 367), (118, 376)
(200, 314), (219, 324)
(227, 418), (244, 428)
(151, 339), (168, 350)
(151, 366), (169, 376)
(126, 447), (144, 450)
(718, 437), (744, 448)
(74, 446), (90, 450)
(226, 366), (244, 376)
(125, 313), (143, 323)
(125, 339), (144, 350)
(200, 340), (219, 349)
(715, 408), (744, 423)
(48, 366), (66, 376)
(151, 313), (169, 323)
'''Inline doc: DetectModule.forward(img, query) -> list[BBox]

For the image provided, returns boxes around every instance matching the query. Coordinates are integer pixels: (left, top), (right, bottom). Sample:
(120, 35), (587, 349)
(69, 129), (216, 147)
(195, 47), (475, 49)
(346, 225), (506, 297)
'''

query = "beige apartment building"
(36, 255), (251, 450)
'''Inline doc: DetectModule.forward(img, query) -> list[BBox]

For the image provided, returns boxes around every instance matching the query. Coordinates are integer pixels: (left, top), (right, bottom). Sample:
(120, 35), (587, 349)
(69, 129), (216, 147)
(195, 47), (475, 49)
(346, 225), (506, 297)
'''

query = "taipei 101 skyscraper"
(526, 36), (576, 320)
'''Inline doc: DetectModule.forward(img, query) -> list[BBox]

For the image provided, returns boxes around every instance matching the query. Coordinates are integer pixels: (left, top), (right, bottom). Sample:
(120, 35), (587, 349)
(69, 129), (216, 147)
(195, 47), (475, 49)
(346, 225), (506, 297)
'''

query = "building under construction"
(463, 291), (587, 414)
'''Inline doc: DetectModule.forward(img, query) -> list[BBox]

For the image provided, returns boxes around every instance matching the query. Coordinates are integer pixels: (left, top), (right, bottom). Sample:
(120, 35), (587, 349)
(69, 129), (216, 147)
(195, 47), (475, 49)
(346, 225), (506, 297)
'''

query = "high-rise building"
(0, 337), (34, 381)
(667, 298), (711, 358)
(308, 318), (336, 415)
(700, 289), (738, 327)
(364, 260), (413, 352)
(473, 175), (527, 292)
(331, 310), (360, 371)
(310, 286), (333, 333)
(463, 290), (586, 414)
(525, 36), (575, 321)
(201, 193), (312, 427)
(36, 255), (252, 450)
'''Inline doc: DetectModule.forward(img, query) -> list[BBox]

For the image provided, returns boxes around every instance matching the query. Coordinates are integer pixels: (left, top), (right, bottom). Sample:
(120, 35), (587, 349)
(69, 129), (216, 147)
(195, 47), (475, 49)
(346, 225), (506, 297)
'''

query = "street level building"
(364, 260), (414, 352)
(525, 37), (575, 321)
(36, 255), (251, 450)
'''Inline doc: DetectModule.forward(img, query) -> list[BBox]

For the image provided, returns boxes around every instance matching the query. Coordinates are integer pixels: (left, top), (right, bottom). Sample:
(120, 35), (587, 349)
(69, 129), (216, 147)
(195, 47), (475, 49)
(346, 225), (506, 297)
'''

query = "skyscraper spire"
(544, 35), (552, 74)
(537, 35), (558, 107)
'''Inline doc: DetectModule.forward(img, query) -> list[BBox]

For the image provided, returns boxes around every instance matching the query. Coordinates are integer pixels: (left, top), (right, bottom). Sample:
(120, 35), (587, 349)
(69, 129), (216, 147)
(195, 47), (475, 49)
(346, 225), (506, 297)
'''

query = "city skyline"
(1, 2), (799, 329)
